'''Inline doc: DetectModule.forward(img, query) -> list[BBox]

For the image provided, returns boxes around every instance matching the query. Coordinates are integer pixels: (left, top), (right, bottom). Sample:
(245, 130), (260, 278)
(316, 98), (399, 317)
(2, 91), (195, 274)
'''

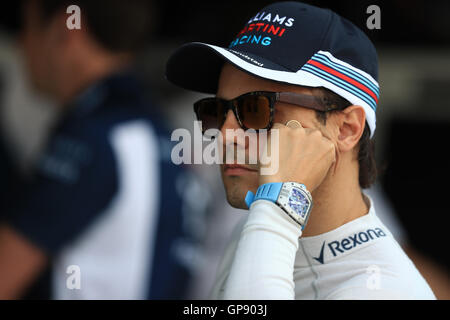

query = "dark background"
(2, 0), (450, 46)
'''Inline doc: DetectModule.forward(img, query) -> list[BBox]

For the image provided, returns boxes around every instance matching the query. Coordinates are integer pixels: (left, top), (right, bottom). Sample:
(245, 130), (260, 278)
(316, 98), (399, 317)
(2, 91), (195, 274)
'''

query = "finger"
(319, 123), (334, 141)
(272, 122), (286, 129)
(330, 142), (339, 175)
(273, 121), (308, 130)
(304, 127), (334, 144)
(285, 120), (303, 129)
(330, 143), (337, 163)
(304, 127), (320, 135)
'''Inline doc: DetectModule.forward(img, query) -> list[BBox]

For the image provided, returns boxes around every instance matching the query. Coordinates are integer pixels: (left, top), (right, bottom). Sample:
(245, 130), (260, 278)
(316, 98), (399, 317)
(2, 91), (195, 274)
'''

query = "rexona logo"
(313, 228), (387, 264)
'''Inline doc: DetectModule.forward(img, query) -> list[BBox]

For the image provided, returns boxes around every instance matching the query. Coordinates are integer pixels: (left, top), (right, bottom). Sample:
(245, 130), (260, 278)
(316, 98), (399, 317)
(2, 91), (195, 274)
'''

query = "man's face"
(216, 63), (326, 209)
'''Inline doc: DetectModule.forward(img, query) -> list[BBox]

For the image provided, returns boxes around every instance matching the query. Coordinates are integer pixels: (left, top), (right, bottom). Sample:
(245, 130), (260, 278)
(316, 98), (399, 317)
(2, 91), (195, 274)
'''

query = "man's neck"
(301, 161), (369, 237)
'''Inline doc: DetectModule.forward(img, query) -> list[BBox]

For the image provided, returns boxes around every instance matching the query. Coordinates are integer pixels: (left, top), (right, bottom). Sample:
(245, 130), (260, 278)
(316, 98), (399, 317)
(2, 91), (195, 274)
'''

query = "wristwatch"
(245, 182), (313, 229)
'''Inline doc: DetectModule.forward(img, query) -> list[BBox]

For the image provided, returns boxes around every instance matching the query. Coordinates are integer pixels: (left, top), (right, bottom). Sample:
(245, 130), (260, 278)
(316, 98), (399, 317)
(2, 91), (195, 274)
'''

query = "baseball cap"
(166, 1), (380, 136)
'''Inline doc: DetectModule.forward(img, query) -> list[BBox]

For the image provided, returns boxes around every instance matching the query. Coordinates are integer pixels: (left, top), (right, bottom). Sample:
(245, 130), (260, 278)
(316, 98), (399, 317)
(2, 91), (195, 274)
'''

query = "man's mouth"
(223, 164), (258, 176)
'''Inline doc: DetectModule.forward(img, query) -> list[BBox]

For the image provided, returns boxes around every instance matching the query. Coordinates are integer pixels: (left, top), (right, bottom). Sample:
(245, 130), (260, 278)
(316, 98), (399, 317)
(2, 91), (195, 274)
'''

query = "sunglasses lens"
(236, 95), (271, 130)
(194, 94), (272, 135)
(195, 99), (226, 134)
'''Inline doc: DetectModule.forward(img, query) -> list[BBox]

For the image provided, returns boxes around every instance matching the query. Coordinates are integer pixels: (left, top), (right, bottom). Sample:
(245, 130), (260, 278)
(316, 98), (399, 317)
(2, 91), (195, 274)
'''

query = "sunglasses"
(194, 91), (336, 135)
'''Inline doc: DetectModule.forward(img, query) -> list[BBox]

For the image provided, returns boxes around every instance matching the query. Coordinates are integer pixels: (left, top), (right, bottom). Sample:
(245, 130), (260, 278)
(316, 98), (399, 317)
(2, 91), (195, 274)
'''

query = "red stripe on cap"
(307, 60), (378, 103)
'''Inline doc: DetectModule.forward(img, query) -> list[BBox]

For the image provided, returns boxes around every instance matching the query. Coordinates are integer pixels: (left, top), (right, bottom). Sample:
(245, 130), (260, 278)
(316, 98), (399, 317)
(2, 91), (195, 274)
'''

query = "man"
(0, 0), (197, 299)
(166, 1), (436, 299)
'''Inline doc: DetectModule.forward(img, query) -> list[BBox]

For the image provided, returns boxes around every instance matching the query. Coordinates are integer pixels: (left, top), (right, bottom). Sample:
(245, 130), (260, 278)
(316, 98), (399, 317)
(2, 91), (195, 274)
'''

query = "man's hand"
(259, 122), (337, 192)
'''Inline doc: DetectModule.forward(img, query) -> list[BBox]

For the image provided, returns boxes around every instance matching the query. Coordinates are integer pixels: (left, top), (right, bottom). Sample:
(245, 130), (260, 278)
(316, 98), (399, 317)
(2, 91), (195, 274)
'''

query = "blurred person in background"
(0, 0), (200, 299)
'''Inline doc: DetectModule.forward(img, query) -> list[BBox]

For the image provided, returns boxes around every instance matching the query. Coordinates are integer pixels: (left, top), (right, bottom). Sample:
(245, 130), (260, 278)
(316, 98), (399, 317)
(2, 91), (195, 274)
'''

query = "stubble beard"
(220, 166), (258, 210)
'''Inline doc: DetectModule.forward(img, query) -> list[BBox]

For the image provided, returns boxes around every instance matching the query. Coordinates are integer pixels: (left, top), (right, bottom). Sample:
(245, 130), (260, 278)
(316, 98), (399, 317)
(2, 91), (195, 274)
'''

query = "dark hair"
(34, 0), (154, 52)
(311, 87), (377, 189)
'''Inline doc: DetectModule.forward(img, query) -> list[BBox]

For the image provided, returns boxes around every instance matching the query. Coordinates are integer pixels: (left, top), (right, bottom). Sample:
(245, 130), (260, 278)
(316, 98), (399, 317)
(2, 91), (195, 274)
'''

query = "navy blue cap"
(166, 1), (380, 136)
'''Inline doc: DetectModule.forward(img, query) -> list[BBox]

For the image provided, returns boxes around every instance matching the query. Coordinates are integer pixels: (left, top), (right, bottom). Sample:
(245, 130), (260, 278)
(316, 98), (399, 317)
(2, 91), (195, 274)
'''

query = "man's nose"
(221, 109), (242, 144)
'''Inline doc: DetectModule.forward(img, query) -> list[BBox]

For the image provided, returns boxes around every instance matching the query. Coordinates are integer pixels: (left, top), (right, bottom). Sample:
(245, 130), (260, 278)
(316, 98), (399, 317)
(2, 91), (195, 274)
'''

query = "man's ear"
(336, 105), (366, 152)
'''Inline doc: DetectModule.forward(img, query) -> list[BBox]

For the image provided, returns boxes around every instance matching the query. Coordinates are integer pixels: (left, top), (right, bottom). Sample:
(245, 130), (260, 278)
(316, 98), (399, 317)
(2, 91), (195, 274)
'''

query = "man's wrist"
(258, 176), (314, 193)
(246, 182), (313, 229)
(248, 199), (304, 236)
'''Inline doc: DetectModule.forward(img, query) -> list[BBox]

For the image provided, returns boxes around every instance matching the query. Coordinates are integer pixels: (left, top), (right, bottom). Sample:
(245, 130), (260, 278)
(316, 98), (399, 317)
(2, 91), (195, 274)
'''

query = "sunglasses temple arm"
(277, 92), (329, 112)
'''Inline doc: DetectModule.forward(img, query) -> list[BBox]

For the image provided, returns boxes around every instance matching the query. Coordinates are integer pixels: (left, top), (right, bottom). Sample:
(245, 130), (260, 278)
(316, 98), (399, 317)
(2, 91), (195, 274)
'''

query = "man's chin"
(222, 175), (258, 210)
(226, 193), (248, 210)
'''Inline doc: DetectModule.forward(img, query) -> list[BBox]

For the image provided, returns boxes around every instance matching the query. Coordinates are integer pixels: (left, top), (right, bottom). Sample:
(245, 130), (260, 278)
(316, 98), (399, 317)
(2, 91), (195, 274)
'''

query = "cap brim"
(165, 42), (292, 94)
(166, 43), (378, 137)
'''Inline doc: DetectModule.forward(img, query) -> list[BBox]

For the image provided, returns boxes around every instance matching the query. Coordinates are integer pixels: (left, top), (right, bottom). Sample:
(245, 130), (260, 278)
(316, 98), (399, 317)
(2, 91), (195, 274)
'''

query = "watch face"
(288, 187), (309, 219)
(278, 182), (312, 227)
